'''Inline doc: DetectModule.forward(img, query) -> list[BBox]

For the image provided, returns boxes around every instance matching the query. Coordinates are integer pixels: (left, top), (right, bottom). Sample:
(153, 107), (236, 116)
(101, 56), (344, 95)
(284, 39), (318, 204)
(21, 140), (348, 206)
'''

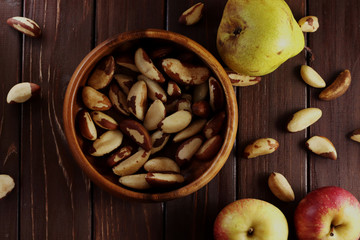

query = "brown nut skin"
(134, 48), (165, 83)
(119, 119), (152, 151)
(108, 83), (129, 116)
(119, 174), (151, 190)
(114, 74), (134, 95)
(203, 111), (226, 139)
(91, 111), (118, 130)
(77, 109), (97, 141)
(89, 130), (123, 157)
(319, 70), (351, 101)
(115, 54), (140, 72)
(192, 101), (211, 118)
(151, 130), (170, 154)
(243, 138), (279, 159)
(175, 135), (204, 167)
(305, 136), (337, 160)
(7, 16), (41, 37)
(161, 58), (210, 85)
(7, 82), (40, 104)
(106, 146), (133, 167)
(209, 77), (225, 112)
(195, 135), (223, 161)
(82, 86), (112, 111)
(127, 80), (147, 121)
(145, 172), (185, 188)
(178, 2), (204, 25)
(112, 149), (150, 176)
(87, 55), (115, 90)
(350, 129), (360, 143)
(167, 80), (182, 98)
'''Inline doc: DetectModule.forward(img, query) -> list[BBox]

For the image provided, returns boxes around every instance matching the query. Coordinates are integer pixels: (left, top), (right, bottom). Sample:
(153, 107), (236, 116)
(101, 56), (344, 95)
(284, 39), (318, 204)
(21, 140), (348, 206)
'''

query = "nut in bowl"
(63, 29), (238, 202)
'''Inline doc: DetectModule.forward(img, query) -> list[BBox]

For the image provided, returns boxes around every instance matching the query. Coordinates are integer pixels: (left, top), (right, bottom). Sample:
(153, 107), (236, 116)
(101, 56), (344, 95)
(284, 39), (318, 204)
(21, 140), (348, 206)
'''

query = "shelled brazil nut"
(76, 44), (227, 192)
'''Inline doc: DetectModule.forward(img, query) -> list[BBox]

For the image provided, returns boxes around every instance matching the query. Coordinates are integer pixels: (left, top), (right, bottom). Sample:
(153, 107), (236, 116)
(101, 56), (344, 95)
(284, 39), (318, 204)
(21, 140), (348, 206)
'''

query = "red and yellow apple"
(294, 186), (360, 240)
(213, 198), (288, 240)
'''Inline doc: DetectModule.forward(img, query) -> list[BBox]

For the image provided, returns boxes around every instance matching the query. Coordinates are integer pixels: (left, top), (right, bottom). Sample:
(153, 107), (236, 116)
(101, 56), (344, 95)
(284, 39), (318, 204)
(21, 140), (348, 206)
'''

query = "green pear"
(217, 0), (305, 76)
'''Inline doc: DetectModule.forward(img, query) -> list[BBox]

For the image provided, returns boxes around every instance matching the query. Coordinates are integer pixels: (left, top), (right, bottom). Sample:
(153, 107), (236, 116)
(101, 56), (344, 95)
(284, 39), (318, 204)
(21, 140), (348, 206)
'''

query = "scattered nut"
(192, 100), (211, 118)
(195, 135), (222, 161)
(178, 2), (205, 26)
(227, 71), (261, 87)
(77, 109), (97, 141)
(243, 138), (279, 159)
(350, 129), (360, 143)
(112, 148), (150, 176)
(87, 56), (115, 90)
(162, 58), (210, 85)
(138, 74), (167, 102)
(7, 82), (40, 104)
(107, 146), (133, 167)
(108, 83), (129, 116)
(119, 174), (151, 190)
(203, 111), (226, 139)
(134, 48), (165, 83)
(143, 100), (166, 131)
(193, 81), (208, 102)
(306, 136), (337, 160)
(0, 174), (15, 199)
(300, 65), (326, 88)
(144, 157), (180, 173)
(167, 80), (182, 98)
(119, 119), (152, 151)
(145, 172), (185, 188)
(115, 54), (140, 72)
(287, 108), (322, 132)
(268, 172), (295, 202)
(7, 16), (41, 37)
(158, 110), (192, 133)
(82, 86), (112, 111)
(173, 119), (207, 143)
(114, 74), (134, 95)
(298, 16), (319, 32)
(127, 80), (147, 121)
(176, 135), (203, 166)
(319, 69), (351, 101)
(89, 130), (123, 157)
(209, 77), (224, 112)
(150, 130), (170, 154)
(91, 111), (118, 130)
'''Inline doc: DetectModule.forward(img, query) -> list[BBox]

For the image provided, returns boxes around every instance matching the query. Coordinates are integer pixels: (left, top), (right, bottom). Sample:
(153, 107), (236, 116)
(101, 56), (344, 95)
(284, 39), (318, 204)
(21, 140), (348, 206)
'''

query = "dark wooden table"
(1, 0), (359, 239)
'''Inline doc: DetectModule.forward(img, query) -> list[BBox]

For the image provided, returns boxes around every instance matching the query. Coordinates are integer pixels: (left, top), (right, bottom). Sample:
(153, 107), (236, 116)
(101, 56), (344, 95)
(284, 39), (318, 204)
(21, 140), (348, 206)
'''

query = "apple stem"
(247, 227), (254, 236)
(330, 225), (335, 237)
(233, 27), (242, 36)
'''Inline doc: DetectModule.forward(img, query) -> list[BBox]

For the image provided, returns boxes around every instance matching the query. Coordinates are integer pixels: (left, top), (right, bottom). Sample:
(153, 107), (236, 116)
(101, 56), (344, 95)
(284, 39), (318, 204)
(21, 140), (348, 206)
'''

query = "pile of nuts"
(76, 43), (226, 191)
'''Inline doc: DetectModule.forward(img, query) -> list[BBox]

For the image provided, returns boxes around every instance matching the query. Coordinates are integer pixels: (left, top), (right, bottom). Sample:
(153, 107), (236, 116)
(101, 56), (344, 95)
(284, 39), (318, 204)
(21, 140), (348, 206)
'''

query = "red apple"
(213, 198), (288, 240)
(294, 186), (360, 240)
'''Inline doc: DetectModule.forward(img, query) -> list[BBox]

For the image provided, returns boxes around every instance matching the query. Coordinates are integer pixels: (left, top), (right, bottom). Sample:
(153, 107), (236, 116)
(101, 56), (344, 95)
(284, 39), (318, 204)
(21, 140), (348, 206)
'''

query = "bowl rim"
(63, 28), (238, 202)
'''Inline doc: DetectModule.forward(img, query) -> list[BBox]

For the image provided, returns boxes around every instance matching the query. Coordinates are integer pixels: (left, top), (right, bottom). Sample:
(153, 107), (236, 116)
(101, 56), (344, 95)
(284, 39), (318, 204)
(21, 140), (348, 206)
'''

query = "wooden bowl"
(63, 29), (238, 202)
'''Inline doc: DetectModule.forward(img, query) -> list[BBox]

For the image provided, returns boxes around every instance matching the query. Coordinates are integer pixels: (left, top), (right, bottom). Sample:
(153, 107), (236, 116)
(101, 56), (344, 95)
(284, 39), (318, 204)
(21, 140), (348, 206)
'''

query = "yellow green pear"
(217, 0), (305, 76)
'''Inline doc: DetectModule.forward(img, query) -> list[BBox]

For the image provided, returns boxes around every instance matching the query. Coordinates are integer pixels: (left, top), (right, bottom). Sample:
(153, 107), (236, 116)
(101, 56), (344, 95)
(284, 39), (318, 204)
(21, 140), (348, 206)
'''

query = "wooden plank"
(20, 1), (94, 239)
(0, 1), (22, 239)
(165, 1), (236, 239)
(93, 1), (165, 239)
(308, 0), (360, 196)
(235, 1), (307, 238)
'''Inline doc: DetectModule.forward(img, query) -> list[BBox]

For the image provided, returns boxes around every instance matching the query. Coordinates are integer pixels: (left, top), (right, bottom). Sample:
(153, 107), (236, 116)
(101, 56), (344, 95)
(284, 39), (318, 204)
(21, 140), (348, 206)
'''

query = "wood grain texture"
(20, 1), (94, 239)
(235, 1), (307, 238)
(93, 1), (165, 239)
(0, 1), (22, 239)
(308, 0), (360, 196)
(165, 1), (236, 239)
